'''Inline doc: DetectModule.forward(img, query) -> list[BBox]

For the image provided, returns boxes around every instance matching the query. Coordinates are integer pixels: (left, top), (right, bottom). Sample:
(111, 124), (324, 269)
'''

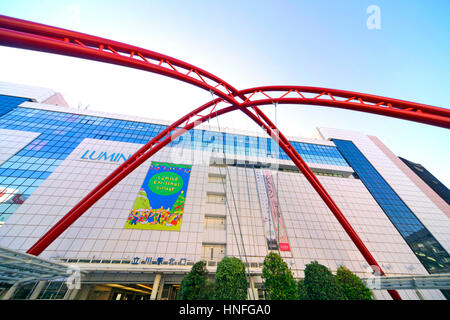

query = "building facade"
(0, 82), (449, 300)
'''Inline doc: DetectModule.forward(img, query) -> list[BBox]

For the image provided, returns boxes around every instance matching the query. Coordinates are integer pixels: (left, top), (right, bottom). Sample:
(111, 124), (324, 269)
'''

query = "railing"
(362, 273), (450, 290)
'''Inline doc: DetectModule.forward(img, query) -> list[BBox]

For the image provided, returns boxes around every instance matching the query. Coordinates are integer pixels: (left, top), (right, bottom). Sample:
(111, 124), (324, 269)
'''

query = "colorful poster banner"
(125, 162), (192, 231)
(255, 169), (290, 251)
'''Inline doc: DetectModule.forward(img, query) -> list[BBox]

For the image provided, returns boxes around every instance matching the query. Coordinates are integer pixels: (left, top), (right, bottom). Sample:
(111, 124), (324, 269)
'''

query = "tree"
(178, 261), (213, 300)
(297, 279), (309, 300)
(214, 257), (248, 300)
(335, 266), (373, 300)
(261, 252), (298, 300)
(303, 261), (346, 300)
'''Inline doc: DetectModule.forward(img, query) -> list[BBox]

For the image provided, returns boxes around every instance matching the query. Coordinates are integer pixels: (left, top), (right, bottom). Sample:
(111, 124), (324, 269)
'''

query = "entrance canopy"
(0, 245), (69, 284)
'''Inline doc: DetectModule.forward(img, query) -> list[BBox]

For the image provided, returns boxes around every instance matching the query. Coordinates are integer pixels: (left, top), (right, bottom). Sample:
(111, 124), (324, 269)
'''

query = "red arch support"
(1, 15), (448, 129)
(23, 99), (401, 300)
(2, 14), (449, 300)
(238, 86), (450, 129)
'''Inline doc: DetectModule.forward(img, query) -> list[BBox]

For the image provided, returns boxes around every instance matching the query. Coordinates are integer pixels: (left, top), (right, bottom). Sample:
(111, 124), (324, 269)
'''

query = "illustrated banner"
(125, 162), (192, 231)
(255, 169), (290, 251)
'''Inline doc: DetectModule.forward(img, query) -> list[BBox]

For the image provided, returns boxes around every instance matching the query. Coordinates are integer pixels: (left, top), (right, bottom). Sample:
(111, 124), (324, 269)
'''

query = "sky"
(0, 0), (449, 186)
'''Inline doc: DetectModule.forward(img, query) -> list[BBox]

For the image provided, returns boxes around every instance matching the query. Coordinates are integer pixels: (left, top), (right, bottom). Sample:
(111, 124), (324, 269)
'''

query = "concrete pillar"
(414, 289), (424, 300)
(247, 276), (258, 300)
(74, 284), (92, 300)
(156, 276), (165, 300)
(29, 281), (47, 300)
(63, 287), (80, 300)
(150, 273), (162, 300)
(411, 277), (424, 300)
(1, 282), (21, 300)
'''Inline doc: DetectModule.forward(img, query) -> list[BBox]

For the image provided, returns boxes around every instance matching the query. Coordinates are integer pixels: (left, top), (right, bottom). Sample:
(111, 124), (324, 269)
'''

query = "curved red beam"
(26, 98), (227, 255)
(0, 14), (240, 105)
(240, 85), (450, 117)
(0, 14), (449, 129)
(242, 97), (450, 129)
(3, 14), (442, 299)
(25, 98), (401, 300)
(238, 86), (450, 129)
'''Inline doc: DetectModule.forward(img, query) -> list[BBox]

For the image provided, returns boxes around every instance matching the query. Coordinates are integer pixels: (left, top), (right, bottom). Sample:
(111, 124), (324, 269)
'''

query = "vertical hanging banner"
(125, 162), (192, 231)
(255, 169), (290, 251)
(255, 170), (278, 250)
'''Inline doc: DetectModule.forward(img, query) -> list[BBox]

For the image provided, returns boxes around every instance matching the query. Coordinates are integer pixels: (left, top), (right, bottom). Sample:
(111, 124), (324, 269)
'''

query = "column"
(29, 281), (47, 300)
(156, 276), (165, 300)
(1, 281), (21, 300)
(74, 284), (92, 300)
(150, 273), (162, 300)
(63, 287), (80, 300)
(247, 276), (258, 300)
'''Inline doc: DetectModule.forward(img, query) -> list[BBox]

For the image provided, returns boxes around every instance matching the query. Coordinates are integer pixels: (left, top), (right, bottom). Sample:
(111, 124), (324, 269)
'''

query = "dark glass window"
(399, 157), (450, 205)
(333, 139), (450, 275)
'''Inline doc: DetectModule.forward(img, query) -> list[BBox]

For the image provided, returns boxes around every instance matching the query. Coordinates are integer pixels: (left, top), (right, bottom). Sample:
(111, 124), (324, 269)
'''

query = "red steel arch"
(2, 14), (449, 300)
(25, 98), (394, 284)
(23, 99), (402, 300)
(238, 86), (450, 129)
(1, 15), (449, 128)
(0, 15), (240, 106)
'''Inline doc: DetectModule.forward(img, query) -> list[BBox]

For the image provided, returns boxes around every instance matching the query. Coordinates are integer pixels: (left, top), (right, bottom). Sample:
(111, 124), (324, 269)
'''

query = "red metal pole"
(241, 107), (402, 300)
(25, 101), (403, 300)
(3, 14), (439, 300)
(22, 100), (403, 300)
(240, 98), (450, 129)
(239, 85), (450, 118)
(26, 99), (225, 256)
(0, 14), (241, 96)
(0, 15), (448, 129)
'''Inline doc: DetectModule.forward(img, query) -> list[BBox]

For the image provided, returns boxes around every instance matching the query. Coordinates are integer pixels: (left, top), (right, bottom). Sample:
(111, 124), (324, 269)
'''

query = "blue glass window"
(0, 94), (350, 221)
(0, 95), (30, 117)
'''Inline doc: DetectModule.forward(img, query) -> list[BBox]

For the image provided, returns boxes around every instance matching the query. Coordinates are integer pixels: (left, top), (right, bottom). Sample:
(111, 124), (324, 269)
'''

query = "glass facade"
(333, 139), (450, 275)
(0, 95), (349, 222)
(0, 95), (30, 117)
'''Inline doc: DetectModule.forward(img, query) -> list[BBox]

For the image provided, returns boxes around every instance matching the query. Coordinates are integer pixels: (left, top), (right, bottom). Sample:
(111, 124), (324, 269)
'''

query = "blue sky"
(0, 0), (449, 186)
